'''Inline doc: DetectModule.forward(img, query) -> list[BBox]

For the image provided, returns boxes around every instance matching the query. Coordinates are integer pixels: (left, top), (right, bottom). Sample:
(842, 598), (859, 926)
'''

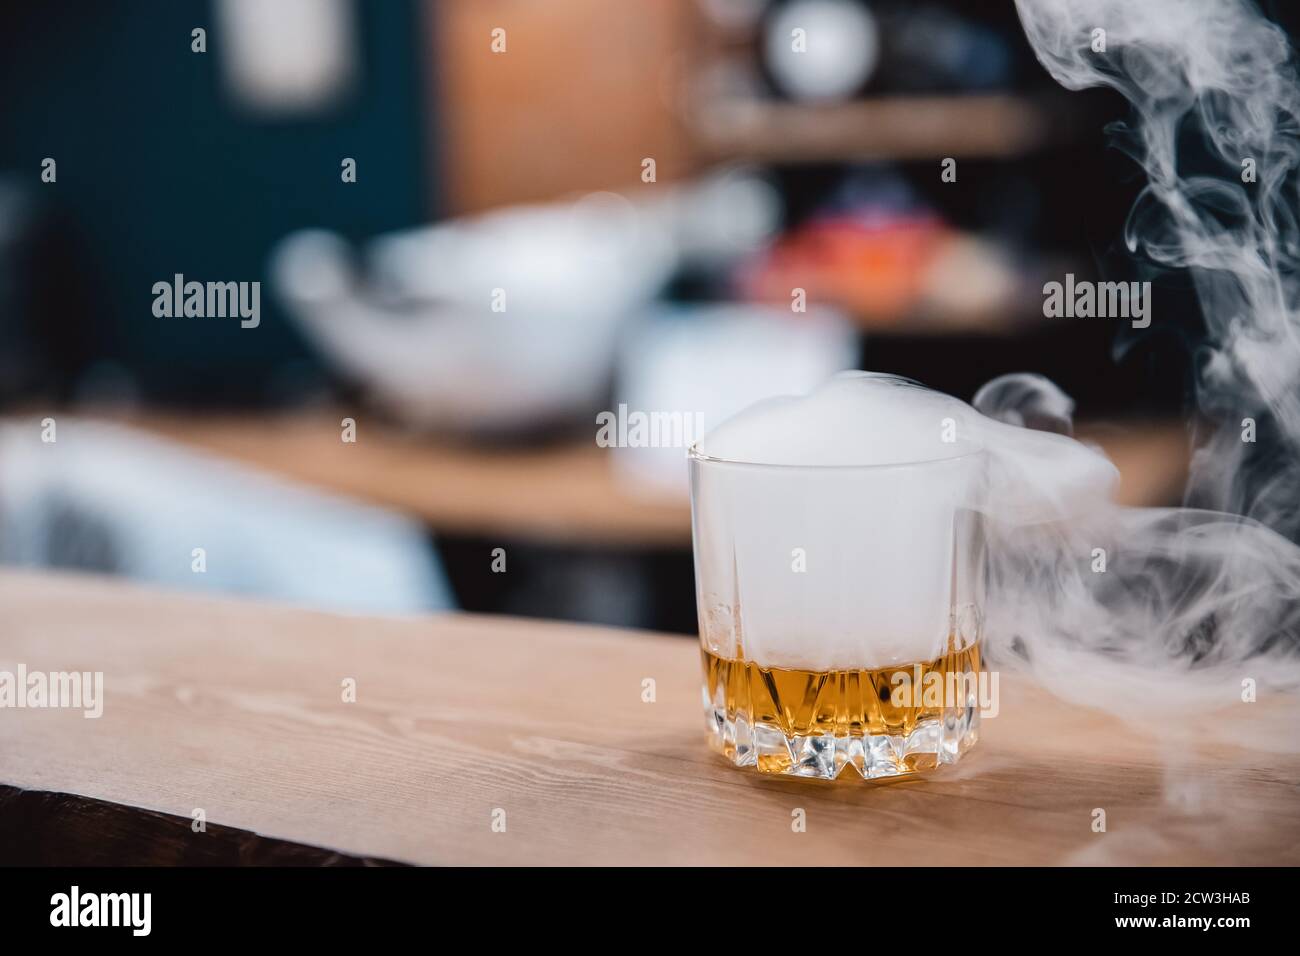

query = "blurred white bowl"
(270, 172), (780, 435)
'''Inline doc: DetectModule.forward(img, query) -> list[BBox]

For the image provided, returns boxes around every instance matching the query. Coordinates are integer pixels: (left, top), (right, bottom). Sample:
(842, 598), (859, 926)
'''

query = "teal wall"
(0, 0), (434, 403)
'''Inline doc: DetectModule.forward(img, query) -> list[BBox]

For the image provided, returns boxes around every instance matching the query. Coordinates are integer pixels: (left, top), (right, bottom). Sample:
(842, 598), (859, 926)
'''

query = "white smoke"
(693, 371), (1118, 672)
(1016, 0), (1300, 533)
(998, 0), (1300, 745)
(698, 362), (1300, 749)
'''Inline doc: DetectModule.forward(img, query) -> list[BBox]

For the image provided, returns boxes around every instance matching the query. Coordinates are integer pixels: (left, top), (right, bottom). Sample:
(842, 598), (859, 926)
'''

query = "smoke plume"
(995, 0), (1300, 746)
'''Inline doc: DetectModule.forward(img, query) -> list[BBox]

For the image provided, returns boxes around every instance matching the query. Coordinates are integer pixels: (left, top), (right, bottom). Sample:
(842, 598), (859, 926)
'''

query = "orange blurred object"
(740, 213), (955, 325)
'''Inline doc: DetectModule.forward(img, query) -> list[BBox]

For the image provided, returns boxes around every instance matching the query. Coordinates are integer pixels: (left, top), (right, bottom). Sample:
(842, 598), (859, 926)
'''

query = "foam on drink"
(692, 371), (1116, 672)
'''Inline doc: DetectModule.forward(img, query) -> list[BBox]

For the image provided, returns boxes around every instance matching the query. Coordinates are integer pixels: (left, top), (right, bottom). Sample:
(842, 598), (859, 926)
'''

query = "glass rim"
(686, 442), (987, 472)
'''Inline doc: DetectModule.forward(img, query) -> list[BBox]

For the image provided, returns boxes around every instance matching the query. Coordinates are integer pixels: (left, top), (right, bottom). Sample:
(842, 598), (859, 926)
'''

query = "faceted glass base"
(705, 709), (979, 780)
(700, 643), (982, 780)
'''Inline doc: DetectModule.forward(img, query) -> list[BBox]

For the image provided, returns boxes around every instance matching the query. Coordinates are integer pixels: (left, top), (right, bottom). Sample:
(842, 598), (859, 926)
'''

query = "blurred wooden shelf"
(131, 411), (692, 549)
(691, 93), (1066, 163)
(3, 570), (1296, 865)
(8, 410), (1188, 549)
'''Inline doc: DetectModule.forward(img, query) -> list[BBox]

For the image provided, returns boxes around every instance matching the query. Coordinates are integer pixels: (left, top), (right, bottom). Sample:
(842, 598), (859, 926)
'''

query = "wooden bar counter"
(1, 571), (1296, 866)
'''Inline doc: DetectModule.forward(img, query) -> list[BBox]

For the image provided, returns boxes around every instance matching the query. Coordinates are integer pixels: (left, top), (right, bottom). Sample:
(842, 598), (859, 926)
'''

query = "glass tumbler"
(688, 444), (987, 780)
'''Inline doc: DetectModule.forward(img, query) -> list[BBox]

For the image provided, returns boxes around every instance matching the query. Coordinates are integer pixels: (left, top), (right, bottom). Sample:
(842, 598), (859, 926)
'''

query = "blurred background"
(1, 0), (1260, 632)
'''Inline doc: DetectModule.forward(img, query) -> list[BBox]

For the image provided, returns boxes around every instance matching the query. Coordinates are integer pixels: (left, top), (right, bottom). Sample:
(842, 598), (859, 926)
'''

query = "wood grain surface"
(2, 570), (1295, 866)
